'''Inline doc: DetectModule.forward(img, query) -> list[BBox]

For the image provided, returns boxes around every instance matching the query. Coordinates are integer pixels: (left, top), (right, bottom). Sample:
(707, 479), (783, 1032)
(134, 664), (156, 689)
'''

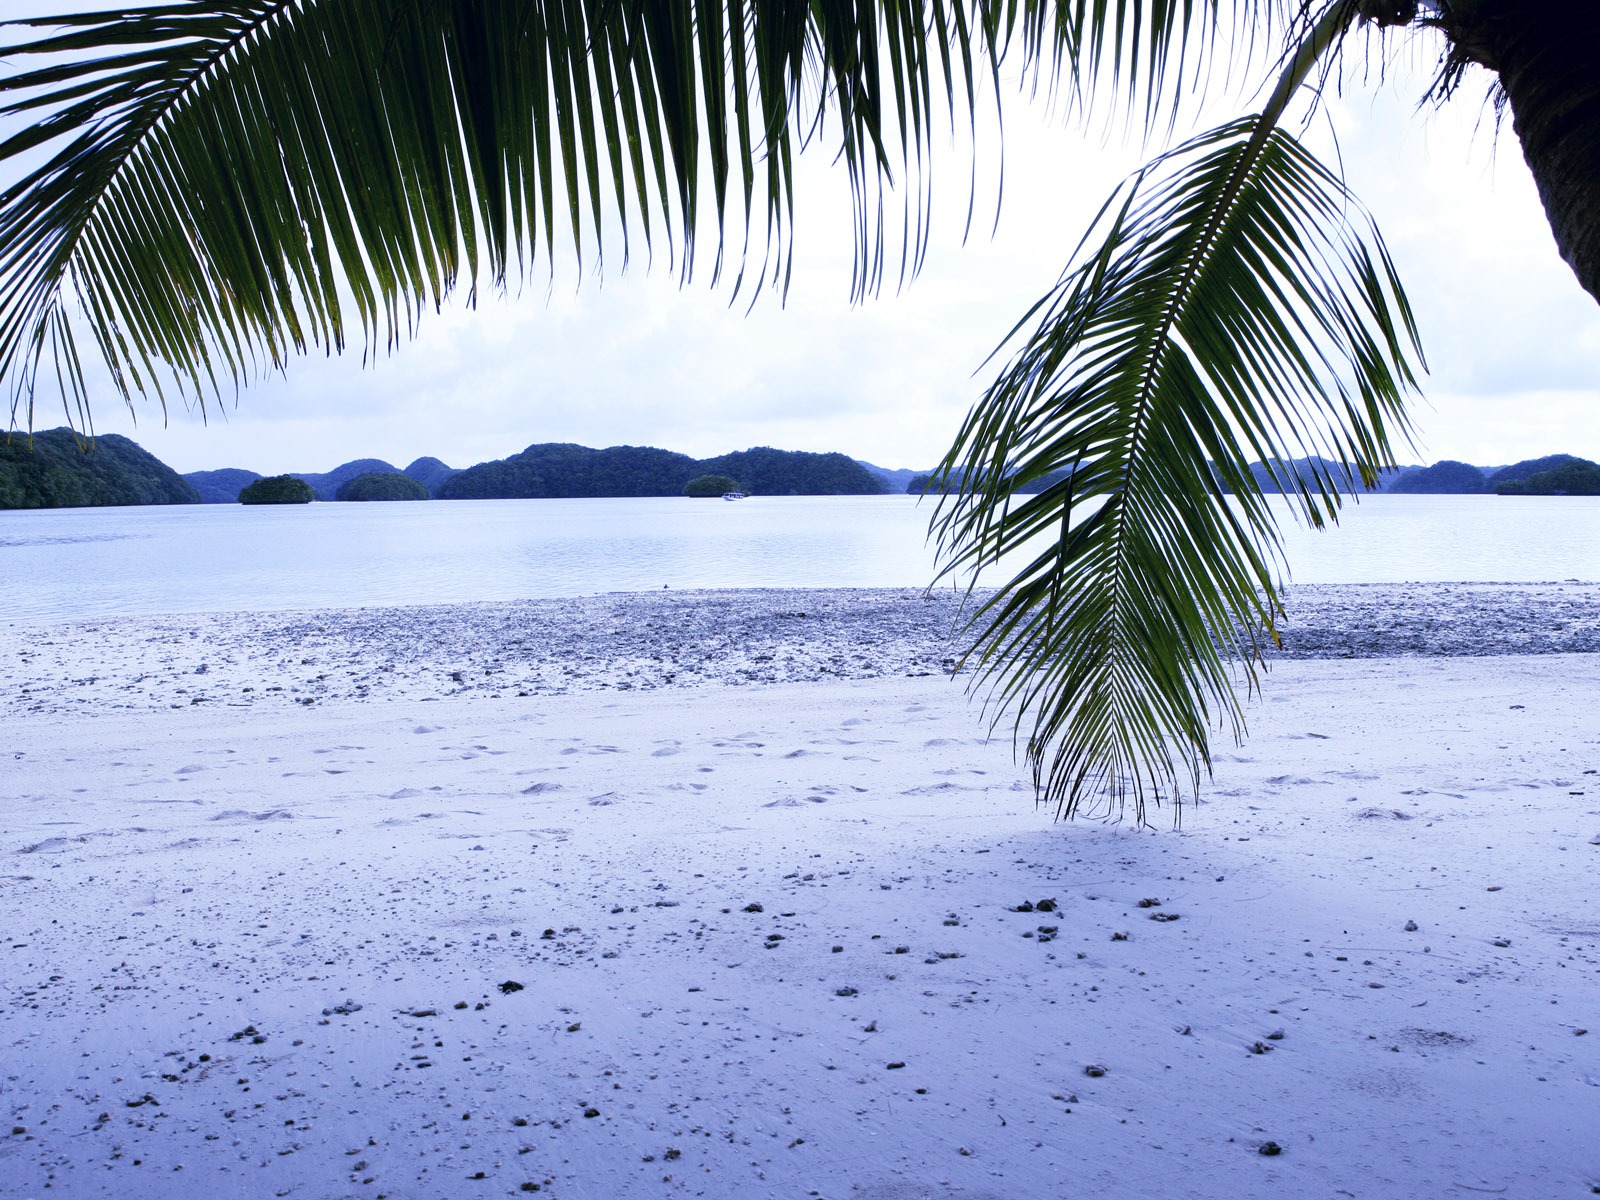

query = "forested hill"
(186, 456), (455, 501)
(0, 428), (200, 509)
(436, 444), (886, 499)
(185, 466), (262, 503)
(292, 457), (400, 501)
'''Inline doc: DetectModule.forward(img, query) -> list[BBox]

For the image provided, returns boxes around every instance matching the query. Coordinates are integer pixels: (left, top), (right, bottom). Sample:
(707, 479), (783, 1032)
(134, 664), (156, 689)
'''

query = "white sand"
(3, 591), (1599, 1199)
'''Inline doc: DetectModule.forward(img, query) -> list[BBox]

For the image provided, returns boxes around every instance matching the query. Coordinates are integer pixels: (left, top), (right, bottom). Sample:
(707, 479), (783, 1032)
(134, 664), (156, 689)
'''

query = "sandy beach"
(3, 586), (1598, 1199)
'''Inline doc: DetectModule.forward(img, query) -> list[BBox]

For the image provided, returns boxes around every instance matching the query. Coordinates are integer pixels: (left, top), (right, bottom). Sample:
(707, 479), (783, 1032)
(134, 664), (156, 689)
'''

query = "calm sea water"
(2, 494), (1596, 625)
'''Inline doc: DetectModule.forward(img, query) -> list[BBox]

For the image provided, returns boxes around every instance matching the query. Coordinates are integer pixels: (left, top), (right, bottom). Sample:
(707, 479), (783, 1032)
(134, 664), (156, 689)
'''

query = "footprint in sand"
(210, 809), (293, 822)
(18, 835), (90, 854)
(764, 795), (830, 807)
(900, 782), (974, 796)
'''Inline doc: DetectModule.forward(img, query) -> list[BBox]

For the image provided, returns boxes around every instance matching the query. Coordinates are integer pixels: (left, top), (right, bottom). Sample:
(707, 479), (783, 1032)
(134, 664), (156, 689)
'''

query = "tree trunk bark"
(1442, 0), (1600, 305)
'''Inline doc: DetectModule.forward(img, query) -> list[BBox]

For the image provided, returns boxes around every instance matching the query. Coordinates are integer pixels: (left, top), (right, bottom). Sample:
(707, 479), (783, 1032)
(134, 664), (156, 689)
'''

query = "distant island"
(1390, 453), (1599, 495)
(239, 474), (314, 505)
(188, 445), (888, 503)
(906, 453), (1600, 497)
(0, 428), (198, 509)
(185, 456), (457, 502)
(336, 471), (430, 501)
(1493, 458), (1600, 496)
(7, 426), (1600, 510)
(436, 444), (884, 499)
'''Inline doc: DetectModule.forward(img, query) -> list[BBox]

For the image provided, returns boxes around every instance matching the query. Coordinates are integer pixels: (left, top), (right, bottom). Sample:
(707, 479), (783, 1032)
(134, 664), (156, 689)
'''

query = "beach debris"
(1257, 1141), (1282, 1156)
(582, 1107), (600, 1118)
(1036, 898), (1058, 913)
(1083, 1064), (1107, 1078)
(498, 980), (525, 994)
(1266, 1029), (1285, 1040)
(742, 902), (764, 913)
(886, 1061), (906, 1070)
(1013, 901), (1035, 912)
(1491, 937), (1511, 947)
(1149, 912), (1180, 922)
(835, 986), (859, 997)
(1249, 1041), (1274, 1055)
(566, 1022), (582, 1032)
(1137, 897), (1162, 908)
(1404, 920), (1419, 932)
(321, 1001), (363, 1017)
(1111, 931), (1129, 941)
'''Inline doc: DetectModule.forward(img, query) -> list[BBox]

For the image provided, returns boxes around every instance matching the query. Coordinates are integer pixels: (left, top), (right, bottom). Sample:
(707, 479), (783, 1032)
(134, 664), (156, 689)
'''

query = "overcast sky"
(23, 23), (1600, 476)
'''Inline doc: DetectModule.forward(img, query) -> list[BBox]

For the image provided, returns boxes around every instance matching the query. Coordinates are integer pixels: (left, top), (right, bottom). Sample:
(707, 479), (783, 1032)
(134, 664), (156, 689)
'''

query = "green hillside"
(0, 429), (200, 509)
(437, 444), (885, 499)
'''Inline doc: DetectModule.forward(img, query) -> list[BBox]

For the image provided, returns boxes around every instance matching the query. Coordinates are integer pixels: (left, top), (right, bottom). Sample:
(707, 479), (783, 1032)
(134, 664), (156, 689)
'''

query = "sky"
(14, 19), (1600, 477)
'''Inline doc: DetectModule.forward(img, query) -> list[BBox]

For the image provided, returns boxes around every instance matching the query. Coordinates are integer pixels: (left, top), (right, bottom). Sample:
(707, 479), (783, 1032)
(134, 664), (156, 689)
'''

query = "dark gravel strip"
(6, 583), (1598, 719)
(1270, 582), (1600, 659)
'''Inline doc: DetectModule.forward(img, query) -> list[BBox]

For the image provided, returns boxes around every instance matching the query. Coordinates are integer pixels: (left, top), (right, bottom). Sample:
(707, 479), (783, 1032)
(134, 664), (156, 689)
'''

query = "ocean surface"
(2, 493), (1597, 625)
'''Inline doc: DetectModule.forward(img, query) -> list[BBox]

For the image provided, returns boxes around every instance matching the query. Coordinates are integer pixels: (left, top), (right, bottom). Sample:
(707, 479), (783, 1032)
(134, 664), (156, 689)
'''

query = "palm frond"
(1012, 0), (1315, 134)
(932, 100), (1424, 823)
(0, 0), (1345, 427)
(0, 0), (1003, 424)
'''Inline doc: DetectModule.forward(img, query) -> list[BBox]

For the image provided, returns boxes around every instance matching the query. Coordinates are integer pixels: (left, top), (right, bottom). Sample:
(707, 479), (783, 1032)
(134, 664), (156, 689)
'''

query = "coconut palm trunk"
(1437, 0), (1600, 304)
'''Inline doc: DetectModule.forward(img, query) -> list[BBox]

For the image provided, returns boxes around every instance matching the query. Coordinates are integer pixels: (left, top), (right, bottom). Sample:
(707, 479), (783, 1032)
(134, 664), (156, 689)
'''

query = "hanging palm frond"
(0, 0), (997, 426)
(933, 87), (1424, 821)
(0, 0), (1313, 427)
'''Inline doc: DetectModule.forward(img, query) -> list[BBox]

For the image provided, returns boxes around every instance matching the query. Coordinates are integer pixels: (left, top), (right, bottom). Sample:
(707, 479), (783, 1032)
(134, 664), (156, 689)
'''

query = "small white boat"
(721, 491), (746, 501)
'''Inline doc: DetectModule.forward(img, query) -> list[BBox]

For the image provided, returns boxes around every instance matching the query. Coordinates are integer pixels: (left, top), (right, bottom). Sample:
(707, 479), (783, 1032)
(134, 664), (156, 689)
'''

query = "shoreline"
(4, 582), (1600, 721)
